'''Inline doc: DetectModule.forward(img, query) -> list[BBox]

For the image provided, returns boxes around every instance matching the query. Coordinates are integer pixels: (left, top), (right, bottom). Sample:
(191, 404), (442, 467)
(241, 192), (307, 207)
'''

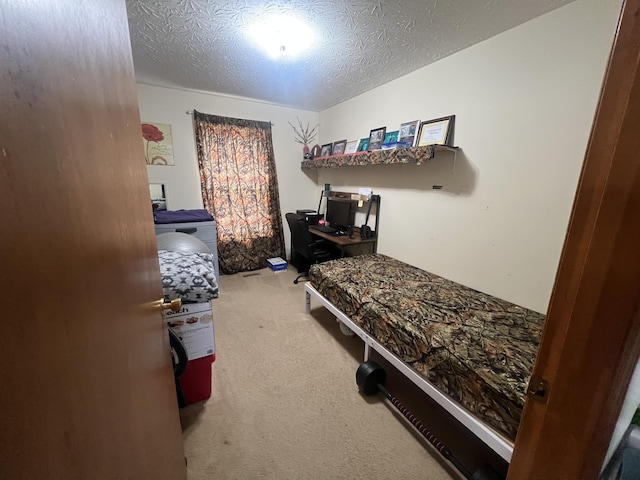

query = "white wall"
(137, 84), (320, 254)
(317, 0), (622, 312)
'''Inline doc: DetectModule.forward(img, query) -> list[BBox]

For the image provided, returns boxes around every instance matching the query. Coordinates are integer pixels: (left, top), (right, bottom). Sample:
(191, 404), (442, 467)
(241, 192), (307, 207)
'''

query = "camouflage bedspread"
(309, 254), (545, 441)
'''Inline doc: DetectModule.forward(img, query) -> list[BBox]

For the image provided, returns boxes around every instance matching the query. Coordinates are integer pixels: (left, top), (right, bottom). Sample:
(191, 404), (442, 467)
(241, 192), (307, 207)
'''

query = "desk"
(309, 226), (377, 257)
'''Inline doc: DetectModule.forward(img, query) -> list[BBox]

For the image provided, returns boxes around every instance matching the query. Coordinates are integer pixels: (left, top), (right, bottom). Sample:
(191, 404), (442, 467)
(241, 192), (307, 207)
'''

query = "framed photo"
(381, 130), (399, 149)
(417, 116), (455, 147)
(332, 139), (347, 155)
(149, 183), (167, 211)
(398, 120), (421, 148)
(368, 127), (386, 151)
(357, 138), (369, 152)
(344, 140), (359, 154)
(141, 122), (175, 166)
(320, 143), (333, 157)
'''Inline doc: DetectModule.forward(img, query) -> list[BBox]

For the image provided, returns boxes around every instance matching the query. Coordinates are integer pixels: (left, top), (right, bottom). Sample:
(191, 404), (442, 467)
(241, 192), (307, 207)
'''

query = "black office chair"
(285, 212), (339, 284)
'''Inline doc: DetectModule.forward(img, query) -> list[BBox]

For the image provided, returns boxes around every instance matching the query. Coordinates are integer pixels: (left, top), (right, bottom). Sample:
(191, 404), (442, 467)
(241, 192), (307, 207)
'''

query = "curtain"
(194, 110), (285, 274)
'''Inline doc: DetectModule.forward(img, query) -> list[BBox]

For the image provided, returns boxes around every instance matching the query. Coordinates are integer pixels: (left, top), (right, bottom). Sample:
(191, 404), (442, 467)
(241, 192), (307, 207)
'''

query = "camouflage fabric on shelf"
(309, 254), (545, 441)
(301, 145), (435, 169)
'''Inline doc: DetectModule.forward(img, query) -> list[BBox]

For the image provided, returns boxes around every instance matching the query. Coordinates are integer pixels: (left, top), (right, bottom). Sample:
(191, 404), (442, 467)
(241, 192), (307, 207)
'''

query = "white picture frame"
(344, 140), (359, 154)
(398, 120), (421, 148)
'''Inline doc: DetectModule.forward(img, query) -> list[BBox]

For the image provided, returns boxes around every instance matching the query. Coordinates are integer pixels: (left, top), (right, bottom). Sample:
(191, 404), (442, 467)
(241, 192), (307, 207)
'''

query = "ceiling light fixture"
(248, 15), (314, 59)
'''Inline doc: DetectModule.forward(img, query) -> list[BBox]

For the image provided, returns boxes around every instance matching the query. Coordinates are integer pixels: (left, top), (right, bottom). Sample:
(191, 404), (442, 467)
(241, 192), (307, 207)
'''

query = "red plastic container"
(180, 354), (216, 405)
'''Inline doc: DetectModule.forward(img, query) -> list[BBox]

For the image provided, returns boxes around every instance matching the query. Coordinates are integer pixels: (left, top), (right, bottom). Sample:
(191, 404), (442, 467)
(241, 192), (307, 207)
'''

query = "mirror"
(149, 183), (167, 211)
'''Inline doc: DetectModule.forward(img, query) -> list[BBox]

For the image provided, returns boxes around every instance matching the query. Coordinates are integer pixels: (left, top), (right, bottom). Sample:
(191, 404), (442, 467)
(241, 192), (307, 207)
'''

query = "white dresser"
(154, 220), (220, 280)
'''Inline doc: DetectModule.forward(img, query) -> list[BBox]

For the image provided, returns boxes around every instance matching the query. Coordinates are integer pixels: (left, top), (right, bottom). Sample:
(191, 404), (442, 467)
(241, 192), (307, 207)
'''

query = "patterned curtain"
(194, 111), (285, 274)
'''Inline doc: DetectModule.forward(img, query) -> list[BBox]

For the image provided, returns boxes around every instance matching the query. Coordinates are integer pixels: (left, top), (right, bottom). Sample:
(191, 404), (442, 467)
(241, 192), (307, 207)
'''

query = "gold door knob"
(161, 298), (182, 312)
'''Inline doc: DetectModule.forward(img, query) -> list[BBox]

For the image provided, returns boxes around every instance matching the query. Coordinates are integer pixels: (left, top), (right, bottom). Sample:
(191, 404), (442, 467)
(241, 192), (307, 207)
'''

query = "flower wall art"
(141, 122), (175, 166)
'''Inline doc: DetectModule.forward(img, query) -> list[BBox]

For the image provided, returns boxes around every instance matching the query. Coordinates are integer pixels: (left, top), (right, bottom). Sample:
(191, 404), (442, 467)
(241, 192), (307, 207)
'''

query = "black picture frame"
(417, 115), (455, 147)
(368, 127), (386, 151)
(332, 139), (347, 155)
(320, 143), (333, 157)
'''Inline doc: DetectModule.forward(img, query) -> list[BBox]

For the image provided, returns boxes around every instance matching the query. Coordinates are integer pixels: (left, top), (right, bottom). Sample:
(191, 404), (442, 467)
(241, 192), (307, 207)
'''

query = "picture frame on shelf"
(320, 143), (333, 157)
(417, 115), (455, 147)
(344, 140), (359, 154)
(356, 138), (369, 152)
(397, 120), (421, 148)
(368, 127), (386, 151)
(381, 130), (399, 150)
(332, 139), (347, 155)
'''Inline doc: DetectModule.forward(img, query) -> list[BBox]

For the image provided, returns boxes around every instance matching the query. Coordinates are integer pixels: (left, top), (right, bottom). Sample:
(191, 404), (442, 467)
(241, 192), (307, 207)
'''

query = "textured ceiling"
(126, 0), (575, 111)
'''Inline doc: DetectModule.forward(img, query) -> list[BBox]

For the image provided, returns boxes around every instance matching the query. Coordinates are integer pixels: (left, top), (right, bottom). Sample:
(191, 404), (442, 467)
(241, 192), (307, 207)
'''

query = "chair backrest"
(285, 212), (315, 260)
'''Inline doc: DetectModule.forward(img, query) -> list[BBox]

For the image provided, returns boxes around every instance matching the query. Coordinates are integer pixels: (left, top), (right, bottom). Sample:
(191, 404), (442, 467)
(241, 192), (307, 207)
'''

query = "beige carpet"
(180, 267), (506, 479)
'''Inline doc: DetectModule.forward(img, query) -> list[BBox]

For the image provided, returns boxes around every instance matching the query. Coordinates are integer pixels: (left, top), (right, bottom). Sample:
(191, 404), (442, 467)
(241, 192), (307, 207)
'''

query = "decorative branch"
(288, 117), (318, 145)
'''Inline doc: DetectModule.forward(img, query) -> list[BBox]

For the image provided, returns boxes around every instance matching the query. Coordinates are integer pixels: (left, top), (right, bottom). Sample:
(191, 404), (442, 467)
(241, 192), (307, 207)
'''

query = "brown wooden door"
(509, 0), (640, 478)
(0, 1), (186, 478)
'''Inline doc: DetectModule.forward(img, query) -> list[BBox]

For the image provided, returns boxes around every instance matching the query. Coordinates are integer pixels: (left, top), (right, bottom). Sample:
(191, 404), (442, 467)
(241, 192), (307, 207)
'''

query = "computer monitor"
(326, 199), (355, 230)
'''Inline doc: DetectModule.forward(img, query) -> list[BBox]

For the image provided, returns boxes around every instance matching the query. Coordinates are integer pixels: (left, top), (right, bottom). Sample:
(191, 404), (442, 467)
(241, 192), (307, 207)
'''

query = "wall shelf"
(301, 145), (459, 169)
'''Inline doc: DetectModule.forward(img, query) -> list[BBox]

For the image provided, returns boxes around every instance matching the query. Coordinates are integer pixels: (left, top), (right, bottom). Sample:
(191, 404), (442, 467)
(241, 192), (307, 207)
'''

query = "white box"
(166, 301), (215, 360)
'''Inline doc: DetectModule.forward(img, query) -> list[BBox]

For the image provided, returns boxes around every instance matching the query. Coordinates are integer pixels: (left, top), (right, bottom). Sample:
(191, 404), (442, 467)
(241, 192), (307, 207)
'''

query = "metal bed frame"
(304, 282), (514, 462)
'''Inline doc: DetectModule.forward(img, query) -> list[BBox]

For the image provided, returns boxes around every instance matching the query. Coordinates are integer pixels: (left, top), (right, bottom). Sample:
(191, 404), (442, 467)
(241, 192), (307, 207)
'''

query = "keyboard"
(310, 224), (338, 234)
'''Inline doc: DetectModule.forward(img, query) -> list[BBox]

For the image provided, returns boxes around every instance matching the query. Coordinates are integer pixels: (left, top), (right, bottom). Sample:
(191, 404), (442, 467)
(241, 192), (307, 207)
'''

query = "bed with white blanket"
(158, 249), (219, 303)
(156, 232), (219, 303)
(304, 254), (545, 461)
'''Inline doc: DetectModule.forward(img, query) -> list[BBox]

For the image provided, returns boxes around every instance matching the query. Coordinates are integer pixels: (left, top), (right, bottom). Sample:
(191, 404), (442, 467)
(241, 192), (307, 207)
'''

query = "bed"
(158, 249), (219, 303)
(305, 254), (545, 461)
(156, 232), (219, 303)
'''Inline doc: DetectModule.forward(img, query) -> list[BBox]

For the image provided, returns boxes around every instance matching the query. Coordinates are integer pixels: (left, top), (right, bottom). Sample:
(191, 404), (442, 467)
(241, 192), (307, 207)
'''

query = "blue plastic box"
(267, 257), (288, 272)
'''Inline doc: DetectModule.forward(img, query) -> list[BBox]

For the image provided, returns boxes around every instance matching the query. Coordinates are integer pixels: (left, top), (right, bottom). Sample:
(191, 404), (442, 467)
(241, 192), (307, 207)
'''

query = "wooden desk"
(309, 226), (377, 257)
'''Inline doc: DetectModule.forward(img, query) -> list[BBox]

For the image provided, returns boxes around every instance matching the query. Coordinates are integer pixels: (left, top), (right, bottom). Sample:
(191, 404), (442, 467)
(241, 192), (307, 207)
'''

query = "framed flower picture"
(141, 122), (175, 166)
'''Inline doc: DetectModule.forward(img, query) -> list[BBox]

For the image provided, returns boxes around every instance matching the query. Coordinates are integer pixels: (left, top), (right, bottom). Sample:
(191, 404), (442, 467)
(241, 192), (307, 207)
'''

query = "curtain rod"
(186, 110), (274, 126)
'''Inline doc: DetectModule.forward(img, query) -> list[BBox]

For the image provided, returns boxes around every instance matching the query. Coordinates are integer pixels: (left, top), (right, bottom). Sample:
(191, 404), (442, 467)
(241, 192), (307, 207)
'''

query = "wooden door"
(509, 0), (640, 478)
(0, 1), (186, 478)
